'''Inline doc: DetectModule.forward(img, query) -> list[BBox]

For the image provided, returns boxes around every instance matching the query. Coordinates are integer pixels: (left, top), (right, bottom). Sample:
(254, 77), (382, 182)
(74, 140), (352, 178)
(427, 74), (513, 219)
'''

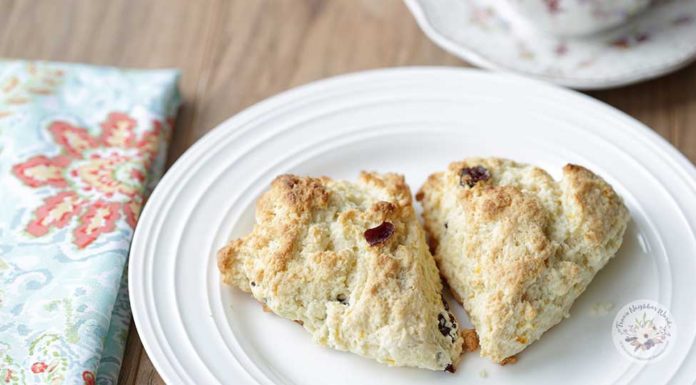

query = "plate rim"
(403, 0), (696, 90)
(129, 67), (696, 385)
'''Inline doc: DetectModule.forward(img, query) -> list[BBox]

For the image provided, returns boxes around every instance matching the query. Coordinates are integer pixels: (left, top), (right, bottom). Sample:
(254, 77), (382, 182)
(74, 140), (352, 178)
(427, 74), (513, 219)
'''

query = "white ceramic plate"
(129, 68), (696, 385)
(404, 0), (696, 89)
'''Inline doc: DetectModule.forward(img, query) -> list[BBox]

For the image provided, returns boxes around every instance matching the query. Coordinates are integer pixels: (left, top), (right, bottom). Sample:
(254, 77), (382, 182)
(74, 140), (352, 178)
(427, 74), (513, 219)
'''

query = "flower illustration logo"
(623, 312), (668, 351)
(612, 300), (675, 362)
(12, 112), (165, 248)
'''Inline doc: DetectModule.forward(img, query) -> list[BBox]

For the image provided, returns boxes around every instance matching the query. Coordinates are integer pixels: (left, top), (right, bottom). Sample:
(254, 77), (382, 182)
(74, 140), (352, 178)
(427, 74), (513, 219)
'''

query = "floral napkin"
(0, 61), (179, 384)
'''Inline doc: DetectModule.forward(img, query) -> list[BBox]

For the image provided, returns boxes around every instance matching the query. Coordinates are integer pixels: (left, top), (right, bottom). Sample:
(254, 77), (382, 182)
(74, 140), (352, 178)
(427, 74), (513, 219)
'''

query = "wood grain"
(1, 0), (694, 384)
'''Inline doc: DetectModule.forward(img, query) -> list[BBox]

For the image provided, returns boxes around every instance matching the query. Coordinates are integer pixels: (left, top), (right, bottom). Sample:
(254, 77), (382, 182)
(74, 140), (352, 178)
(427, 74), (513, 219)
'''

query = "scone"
(417, 158), (629, 363)
(218, 172), (464, 371)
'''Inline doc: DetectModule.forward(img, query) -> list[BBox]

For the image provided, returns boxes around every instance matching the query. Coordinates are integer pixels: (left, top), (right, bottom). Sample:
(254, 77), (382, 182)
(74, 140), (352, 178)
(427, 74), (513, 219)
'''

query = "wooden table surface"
(2, 0), (694, 383)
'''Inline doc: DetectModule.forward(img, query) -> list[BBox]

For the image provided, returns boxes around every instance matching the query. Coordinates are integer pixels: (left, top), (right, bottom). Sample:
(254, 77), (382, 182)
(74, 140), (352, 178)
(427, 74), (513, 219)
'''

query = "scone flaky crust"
(418, 158), (629, 363)
(218, 172), (463, 371)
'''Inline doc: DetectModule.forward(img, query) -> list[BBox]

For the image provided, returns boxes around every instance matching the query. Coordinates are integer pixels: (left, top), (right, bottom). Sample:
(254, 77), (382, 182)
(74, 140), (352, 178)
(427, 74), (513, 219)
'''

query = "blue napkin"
(0, 60), (179, 385)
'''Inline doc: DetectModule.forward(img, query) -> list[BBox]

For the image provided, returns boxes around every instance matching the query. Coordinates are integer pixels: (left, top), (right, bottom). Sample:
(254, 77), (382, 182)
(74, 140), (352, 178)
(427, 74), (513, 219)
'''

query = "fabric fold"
(0, 60), (179, 385)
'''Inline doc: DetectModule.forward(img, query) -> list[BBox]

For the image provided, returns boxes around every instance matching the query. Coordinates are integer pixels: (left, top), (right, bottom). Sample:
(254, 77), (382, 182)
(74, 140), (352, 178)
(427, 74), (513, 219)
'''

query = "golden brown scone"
(417, 158), (629, 363)
(218, 172), (464, 371)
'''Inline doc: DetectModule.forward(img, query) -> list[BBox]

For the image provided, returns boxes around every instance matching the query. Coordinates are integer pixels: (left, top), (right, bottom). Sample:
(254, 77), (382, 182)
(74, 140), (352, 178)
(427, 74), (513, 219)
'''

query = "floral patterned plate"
(405, 0), (696, 89)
